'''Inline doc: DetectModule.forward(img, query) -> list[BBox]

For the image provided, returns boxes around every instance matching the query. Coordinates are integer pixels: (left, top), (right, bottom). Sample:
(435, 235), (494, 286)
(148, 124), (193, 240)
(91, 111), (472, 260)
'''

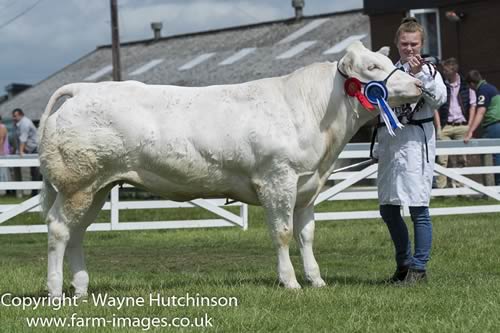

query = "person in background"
(12, 108), (38, 157)
(376, 17), (447, 284)
(12, 108), (40, 196)
(464, 70), (500, 185)
(434, 58), (476, 188)
(0, 116), (11, 195)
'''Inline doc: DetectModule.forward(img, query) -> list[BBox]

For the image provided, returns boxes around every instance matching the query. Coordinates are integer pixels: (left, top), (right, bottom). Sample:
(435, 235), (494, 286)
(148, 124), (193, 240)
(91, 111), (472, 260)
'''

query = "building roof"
(0, 10), (370, 121)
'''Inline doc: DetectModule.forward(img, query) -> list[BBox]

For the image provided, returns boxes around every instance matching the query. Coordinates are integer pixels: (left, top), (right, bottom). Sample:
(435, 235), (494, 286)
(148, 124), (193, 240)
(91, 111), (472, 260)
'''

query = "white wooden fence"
(0, 139), (499, 234)
(0, 156), (247, 234)
(316, 138), (500, 220)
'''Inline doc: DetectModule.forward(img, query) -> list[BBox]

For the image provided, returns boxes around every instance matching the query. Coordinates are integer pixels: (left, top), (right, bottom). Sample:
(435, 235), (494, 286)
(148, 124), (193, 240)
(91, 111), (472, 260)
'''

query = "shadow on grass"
(12, 273), (421, 297)
(87, 275), (280, 294)
(323, 275), (387, 286)
(86, 274), (390, 293)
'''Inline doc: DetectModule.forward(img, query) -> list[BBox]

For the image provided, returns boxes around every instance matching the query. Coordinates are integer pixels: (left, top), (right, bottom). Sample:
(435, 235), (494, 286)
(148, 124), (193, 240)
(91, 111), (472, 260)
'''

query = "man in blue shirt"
(12, 108), (38, 156)
(12, 108), (40, 195)
(464, 70), (500, 185)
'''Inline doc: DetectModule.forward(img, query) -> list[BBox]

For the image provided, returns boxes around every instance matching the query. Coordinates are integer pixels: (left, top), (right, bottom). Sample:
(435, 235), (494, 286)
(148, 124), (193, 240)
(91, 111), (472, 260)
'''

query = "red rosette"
(344, 77), (362, 97)
(355, 92), (375, 111)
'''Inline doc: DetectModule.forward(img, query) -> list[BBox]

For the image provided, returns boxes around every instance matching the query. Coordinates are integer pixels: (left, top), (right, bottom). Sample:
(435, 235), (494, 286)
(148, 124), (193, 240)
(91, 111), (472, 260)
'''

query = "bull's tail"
(38, 84), (79, 220)
(38, 83), (79, 142)
(40, 178), (57, 222)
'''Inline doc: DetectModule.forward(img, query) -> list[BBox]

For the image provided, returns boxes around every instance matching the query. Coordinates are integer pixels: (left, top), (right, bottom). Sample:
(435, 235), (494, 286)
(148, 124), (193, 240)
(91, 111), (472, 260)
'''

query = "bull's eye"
(368, 64), (379, 71)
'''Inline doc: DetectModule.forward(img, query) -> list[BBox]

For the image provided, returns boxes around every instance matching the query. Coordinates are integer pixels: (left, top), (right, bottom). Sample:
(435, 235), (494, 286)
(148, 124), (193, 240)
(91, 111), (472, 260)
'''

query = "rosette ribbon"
(364, 81), (403, 136)
(344, 78), (375, 111)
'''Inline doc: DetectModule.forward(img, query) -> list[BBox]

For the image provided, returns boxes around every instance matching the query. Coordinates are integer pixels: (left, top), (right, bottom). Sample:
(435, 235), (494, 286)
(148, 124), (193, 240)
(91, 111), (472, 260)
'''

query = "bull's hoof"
(310, 278), (326, 288)
(74, 291), (88, 299)
(48, 292), (63, 299)
(282, 280), (302, 289)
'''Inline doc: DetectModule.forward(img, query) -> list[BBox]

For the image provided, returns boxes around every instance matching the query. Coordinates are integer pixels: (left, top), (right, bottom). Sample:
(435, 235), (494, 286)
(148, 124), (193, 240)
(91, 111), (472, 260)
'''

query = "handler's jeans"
(379, 205), (432, 271)
(483, 122), (500, 185)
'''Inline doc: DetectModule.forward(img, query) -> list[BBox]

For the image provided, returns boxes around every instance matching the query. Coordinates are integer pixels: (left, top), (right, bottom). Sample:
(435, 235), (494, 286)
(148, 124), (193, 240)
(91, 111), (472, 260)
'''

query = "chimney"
(151, 22), (163, 40)
(292, 0), (304, 20)
(5, 83), (31, 99)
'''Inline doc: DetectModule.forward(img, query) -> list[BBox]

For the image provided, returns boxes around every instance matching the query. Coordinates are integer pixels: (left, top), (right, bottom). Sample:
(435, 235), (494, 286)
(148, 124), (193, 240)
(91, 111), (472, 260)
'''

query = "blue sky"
(0, 0), (362, 93)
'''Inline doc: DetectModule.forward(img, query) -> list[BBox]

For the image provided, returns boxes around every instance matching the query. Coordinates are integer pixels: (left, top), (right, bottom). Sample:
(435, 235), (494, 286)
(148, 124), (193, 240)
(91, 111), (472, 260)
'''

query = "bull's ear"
(339, 53), (354, 77)
(346, 40), (364, 52)
(377, 46), (390, 56)
(342, 41), (362, 76)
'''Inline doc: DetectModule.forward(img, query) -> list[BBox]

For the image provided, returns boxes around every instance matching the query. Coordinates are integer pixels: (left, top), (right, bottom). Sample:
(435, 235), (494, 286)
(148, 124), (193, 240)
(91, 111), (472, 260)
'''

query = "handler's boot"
(403, 268), (427, 285)
(384, 266), (409, 284)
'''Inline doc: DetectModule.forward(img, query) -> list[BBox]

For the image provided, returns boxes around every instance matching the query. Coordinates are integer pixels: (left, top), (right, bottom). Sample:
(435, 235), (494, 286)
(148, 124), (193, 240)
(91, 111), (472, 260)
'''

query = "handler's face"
(397, 32), (423, 64)
(12, 111), (22, 124)
(442, 65), (458, 82)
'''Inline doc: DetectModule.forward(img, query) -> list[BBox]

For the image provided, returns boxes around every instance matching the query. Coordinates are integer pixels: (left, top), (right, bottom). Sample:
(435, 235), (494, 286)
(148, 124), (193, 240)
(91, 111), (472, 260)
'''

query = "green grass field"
(0, 197), (499, 332)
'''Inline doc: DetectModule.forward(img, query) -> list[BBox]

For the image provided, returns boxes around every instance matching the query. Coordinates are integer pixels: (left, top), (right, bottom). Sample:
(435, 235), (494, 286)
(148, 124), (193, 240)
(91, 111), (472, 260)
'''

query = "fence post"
(110, 186), (119, 230)
(482, 154), (495, 186)
(240, 204), (248, 230)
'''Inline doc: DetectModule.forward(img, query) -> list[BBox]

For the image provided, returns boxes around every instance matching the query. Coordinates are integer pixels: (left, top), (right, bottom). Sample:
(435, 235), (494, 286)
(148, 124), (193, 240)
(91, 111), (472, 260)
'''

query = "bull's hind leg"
(256, 170), (300, 289)
(66, 186), (113, 297)
(46, 194), (70, 297)
(293, 206), (326, 287)
(47, 189), (99, 297)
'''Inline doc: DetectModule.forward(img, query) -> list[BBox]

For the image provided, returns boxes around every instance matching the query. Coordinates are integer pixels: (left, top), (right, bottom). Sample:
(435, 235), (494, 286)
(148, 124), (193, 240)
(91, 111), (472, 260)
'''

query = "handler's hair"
(394, 17), (425, 45)
(465, 70), (483, 85)
(12, 108), (24, 116)
(442, 57), (459, 70)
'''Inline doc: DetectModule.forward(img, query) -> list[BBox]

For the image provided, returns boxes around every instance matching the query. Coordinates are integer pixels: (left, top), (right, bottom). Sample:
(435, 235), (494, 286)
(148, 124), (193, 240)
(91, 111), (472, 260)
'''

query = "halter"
(337, 60), (403, 136)
(337, 63), (400, 86)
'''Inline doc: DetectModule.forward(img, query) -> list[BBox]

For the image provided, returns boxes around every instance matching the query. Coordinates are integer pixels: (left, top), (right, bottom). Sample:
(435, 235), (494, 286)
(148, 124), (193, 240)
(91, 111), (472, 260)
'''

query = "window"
(409, 8), (442, 60)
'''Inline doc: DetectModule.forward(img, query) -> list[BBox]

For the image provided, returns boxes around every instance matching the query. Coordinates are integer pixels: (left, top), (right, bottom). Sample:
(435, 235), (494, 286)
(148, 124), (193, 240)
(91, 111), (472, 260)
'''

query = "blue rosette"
(365, 81), (403, 136)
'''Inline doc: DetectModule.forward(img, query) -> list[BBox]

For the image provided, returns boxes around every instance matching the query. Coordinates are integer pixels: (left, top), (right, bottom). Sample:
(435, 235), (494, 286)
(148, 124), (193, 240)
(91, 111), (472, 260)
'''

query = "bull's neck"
(324, 69), (375, 139)
(283, 63), (337, 125)
(300, 63), (376, 178)
(282, 63), (375, 163)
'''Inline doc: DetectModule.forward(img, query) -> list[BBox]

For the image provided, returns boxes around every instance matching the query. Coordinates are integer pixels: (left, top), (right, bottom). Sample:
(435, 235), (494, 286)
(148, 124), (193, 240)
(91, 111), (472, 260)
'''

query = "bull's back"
(40, 80), (299, 201)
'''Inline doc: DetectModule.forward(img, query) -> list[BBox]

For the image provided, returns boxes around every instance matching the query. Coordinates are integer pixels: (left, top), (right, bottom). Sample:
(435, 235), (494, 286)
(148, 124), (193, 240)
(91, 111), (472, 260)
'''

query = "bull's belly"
(123, 157), (325, 208)
(122, 167), (261, 205)
(295, 172), (324, 208)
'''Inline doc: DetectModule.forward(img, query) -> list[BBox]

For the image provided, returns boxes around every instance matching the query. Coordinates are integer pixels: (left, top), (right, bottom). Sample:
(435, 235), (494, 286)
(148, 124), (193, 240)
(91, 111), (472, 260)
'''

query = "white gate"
(315, 138), (500, 220)
(0, 156), (247, 234)
(0, 139), (499, 234)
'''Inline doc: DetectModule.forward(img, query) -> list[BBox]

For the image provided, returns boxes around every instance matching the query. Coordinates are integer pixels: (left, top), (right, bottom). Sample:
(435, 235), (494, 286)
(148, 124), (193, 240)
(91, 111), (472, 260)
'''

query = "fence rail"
(0, 139), (499, 234)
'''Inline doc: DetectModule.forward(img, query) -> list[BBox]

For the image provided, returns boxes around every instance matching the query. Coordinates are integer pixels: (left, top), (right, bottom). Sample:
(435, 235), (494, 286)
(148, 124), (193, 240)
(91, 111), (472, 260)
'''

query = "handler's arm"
(18, 122), (29, 157)
(19, 143), (26, 157)
(434, 110), (442, 138)
(414, 66), (447, 109)
(464, 106), (486, 143)
(468, 104), (476, 128)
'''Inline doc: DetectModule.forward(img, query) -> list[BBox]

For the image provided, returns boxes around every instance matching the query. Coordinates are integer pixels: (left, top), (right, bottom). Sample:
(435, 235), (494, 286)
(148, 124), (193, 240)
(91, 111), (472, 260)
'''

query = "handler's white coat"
(376, 61), (447, 206)
(38, 41), (424, 296)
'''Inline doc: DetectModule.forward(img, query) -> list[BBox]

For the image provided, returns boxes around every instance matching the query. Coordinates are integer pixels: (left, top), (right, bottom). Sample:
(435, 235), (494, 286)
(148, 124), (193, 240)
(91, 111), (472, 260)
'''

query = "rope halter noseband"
(337, 60), (403, 136)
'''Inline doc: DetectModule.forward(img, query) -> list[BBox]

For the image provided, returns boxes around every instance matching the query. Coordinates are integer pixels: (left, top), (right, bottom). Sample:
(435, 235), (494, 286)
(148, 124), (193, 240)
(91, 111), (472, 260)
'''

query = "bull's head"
(338, 41), (422, 107)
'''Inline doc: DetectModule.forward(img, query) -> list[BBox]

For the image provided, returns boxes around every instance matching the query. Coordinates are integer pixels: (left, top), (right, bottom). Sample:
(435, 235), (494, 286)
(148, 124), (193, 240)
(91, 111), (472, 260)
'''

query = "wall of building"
(439, 0), (500, 86)
(365, 0), (500, 87)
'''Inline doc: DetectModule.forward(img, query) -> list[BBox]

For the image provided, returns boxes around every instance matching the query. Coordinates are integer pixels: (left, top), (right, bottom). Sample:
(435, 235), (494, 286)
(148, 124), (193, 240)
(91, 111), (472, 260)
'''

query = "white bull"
(39, 41), (422, 297)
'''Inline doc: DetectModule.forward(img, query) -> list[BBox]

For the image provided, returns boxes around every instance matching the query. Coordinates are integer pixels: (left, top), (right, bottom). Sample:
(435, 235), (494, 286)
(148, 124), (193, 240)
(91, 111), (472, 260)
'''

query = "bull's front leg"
(255, 169), (301, 289)
(293, 206), (326, 287)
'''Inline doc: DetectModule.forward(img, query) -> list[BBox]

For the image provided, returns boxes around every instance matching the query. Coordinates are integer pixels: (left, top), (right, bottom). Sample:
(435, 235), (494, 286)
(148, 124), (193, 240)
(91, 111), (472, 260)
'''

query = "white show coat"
(375, 61), (447, 206)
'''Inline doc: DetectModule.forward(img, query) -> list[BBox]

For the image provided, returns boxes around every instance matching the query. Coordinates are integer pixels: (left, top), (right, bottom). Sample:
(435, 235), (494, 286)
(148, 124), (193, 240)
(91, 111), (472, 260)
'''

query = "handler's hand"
(436, 128), (443, 140)
(408, 55), (424, 75)
(464, 132), (473, 144)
